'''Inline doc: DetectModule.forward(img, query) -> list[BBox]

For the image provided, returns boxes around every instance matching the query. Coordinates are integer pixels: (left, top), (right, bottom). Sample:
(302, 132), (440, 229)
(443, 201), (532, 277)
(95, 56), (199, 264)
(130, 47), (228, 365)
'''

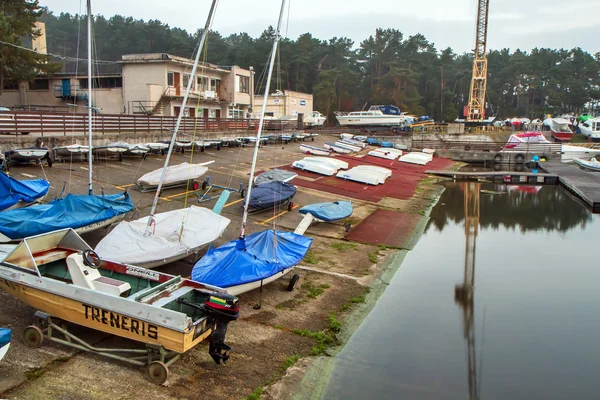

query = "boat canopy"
(504, 132), (551, 149)
(299, 201), (353, 222)
(248, 181), (296, 210)
(372, 105), (402, 115)
(191, 230), (312, 288)
(0, 193), (133, 240)
(0, 172), (50, 211)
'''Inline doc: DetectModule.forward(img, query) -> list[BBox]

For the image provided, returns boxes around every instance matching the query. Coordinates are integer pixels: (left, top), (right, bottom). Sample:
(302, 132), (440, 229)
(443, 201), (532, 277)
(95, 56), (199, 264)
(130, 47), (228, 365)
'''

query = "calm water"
(322, 183), (600, 400)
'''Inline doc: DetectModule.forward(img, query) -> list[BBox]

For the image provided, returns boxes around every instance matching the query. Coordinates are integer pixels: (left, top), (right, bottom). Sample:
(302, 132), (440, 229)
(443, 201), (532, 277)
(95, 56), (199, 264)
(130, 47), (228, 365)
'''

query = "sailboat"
(0, 171), (50, 211)
(94, 0), (231, 269)
(0, 1), (133, 243)
(191, 0), (313, 296)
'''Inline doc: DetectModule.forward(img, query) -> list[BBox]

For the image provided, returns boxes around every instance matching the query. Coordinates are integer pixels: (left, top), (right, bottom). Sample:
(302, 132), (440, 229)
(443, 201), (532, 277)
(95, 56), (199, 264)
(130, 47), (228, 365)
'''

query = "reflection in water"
(454, 182), (480, 400)
(429, 182), (591, 233)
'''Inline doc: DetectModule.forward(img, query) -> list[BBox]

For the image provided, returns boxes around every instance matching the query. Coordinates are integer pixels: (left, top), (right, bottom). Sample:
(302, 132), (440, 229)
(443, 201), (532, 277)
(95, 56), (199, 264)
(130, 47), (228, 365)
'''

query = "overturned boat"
(292, 159), (338, 176)
(0, 172), (50, 212)
(0, 228), (239, 383)
(300, 144), (331, 156)
(299, 201), (353, 222)
(302, 157), (348, 170)
(137, 162), (212, 192)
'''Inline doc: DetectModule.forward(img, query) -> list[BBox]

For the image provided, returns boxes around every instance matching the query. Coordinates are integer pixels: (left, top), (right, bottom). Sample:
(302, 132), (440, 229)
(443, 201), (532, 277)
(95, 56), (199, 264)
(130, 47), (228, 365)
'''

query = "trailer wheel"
(217, 144), (221, 151)
(493, 153), (503, 163)
(311, 137), (315, 142)
(345, 222), (352, 232)
(288, 201), (294, 212)
(240, 188), (246, 198)
(23, 325), (44, 348)
(201, 181), (207, 190)
(515, 153), (525, 164)
(147, 361), (169, 385)
(192, 181), (200, 190)
(287, 274), (300, 291)
(46, 156), (53, 167)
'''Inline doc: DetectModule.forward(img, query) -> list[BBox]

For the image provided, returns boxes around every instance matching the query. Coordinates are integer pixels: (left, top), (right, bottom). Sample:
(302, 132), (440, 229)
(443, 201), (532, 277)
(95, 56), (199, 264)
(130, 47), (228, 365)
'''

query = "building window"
(198, 76), (220, 93)
(182, 73), (191, 89)
(167, 72), (174, 87)
(2, 81), (19, 90)
(28, 79), (50, 91)
(79, 77), (122, 89)
(228, 105), (244, 119)
(237, 75), (249, 93)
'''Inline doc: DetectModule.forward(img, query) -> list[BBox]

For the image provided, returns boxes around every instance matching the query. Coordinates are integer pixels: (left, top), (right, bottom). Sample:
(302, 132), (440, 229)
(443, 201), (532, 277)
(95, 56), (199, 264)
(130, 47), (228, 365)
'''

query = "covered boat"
(137, 162), (211, 192)
(0, 172), (50, 211)
(4, 147), (51, 168)
(92, 143), (129, 160)
(248, 181), (296, 212)
(0, 328), (10, 361)
(95, 206), (230, 268)
(254, 169), (297, 186)
(299, 201), (352, 222)
(292, 159), (338, 176)
(0, 193), (133, 242)
(191, 230), (312, 295)
(53, 144), (89, 162)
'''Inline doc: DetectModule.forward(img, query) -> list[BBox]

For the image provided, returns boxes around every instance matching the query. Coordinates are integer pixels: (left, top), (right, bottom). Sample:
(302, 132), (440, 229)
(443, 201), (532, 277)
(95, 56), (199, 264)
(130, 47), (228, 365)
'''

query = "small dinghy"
(366, 138), (380, 146)
(302, 157), (348, 170)
(4, 147), (51, 168)
(255, 169), (297, 186)
(368, 148), (403, 160)
(54, 144), (89, 162)
(299, 201), (353, 222)
(340, 139), (367, 149)
(336, 166), (391, 185)
(354, 135), (368, 142)
(352, 165), (392, 181)
(292, 159), (338, 176)
(399, 152), (433, 165)
(248, 181), (296, 212)
(92, 143), (129, 160)
(340, 133), (354, 140)
(144, 142), (169, 154)
(137, 162), (212, 192)
(334, 141), (362, 152)
(300, 144), (331, 156)
(107, 142), (149, 157)
(0, 172), (50, 211)
(573, 157), (600, 171)
(0, 328), (10, 361)
(324, 143), (353, 154)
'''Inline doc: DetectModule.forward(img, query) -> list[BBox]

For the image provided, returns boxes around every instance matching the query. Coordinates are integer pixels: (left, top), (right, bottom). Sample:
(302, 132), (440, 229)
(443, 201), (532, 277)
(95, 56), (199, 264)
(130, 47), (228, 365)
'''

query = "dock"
(425, 170), (560, 185)
(541, 161), (600, 212)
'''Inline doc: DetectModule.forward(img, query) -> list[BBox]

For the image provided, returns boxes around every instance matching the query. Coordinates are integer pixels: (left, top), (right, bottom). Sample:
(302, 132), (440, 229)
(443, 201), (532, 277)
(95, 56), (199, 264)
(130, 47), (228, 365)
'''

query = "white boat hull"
(399, 152), (433, 165)
(335, 141), (362, 152)
(336, 169), (380, 185)
(0, 343), (9, 361)
(336, 115), (407, 126)
(302, 157), (348, 170)
(225, 268), (294, 296)
(300, 144), (330, 156)
(368, 149), (400, 160)
(324, 143), (352, 154)
(292, 160), (338, 176)
(561, 145), (600, 162)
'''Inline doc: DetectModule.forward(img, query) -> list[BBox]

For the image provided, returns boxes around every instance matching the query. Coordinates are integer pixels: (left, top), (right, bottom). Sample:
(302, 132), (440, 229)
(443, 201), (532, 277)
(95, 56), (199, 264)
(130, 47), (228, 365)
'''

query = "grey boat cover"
(255, 169), (297, 186)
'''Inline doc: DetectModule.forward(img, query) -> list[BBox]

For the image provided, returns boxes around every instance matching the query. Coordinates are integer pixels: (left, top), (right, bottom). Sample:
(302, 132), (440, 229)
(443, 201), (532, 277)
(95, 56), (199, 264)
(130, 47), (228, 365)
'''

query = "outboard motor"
(203, 293), (240, 364)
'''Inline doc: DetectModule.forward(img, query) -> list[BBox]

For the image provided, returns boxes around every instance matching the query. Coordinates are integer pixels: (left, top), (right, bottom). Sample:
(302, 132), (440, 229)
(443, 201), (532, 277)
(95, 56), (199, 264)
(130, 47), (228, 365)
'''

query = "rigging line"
(0, 40), (120, 64)
(285, 0), (291, 38)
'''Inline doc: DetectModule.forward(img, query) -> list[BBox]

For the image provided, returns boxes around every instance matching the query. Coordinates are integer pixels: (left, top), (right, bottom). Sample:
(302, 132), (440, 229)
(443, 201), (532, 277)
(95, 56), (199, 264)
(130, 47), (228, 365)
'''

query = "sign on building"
(300, 100), (306, 106)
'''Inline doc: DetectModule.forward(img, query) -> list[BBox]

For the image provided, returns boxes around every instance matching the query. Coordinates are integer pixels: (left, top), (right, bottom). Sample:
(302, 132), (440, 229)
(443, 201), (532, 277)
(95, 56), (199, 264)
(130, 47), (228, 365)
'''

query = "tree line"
(4, 2), (600, 122)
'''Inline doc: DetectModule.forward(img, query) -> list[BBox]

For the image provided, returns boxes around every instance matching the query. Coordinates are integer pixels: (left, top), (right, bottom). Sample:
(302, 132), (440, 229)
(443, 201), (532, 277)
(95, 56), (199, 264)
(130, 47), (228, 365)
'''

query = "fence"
(0, 111), (294, 137)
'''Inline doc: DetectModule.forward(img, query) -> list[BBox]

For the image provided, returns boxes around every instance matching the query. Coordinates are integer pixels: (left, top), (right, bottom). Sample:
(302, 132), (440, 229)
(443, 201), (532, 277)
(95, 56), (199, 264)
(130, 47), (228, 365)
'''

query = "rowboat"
(573, 157), (600, 171)
(300, 144), (331, 156)
(336, 166), (391, 185)
(0, 228), (240, 384)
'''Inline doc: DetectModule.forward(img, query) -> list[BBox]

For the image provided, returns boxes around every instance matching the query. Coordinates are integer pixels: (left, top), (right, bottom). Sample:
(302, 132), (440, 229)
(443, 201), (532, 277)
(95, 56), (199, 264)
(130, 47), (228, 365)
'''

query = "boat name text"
(125, 266), (160, 281)
(82, 303), (158, 339)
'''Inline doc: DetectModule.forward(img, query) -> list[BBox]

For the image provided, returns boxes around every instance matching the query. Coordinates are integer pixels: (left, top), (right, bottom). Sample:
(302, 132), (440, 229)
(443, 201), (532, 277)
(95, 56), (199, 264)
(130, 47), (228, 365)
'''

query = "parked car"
(0, 107), (29, 135)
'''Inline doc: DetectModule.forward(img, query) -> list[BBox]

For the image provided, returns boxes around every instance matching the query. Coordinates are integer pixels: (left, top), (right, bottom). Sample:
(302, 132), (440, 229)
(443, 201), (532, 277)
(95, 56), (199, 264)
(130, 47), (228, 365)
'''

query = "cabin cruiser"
(335, 105), (410, 127)
(579, 118), (600, 142)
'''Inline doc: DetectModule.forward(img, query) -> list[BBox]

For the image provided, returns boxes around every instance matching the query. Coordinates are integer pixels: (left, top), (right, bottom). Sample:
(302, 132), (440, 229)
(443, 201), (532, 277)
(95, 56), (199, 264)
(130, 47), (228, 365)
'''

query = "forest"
(24, 9), (600, 121)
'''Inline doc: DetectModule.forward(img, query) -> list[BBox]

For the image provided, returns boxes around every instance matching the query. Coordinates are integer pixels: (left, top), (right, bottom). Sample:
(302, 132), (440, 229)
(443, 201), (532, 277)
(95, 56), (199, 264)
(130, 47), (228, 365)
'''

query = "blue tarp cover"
(0, 172), (50, 211)
(0, 328), (11, 347)
(0, 193), (133, 240)
(366, 138), (380, 145)
(191, 230), (313, 288)
(299, 201), (353, 222)
(249, 181), (296, 210)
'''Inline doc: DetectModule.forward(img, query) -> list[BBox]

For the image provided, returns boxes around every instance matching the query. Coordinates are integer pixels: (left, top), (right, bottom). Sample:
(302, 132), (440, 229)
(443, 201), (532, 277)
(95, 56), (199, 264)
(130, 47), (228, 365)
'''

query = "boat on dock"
(300, 144), (331, 156)
(560, 145), (600, 162)
(0, 328), (10, 361)
(573, 157), (600, 171)
(0, 172), (50, 212)
(0, 228), (239, 383)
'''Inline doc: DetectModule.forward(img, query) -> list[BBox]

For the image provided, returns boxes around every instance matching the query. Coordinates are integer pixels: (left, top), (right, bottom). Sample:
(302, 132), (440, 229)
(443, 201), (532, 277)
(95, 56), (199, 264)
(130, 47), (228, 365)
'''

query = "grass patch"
(328, 313), (341, 333)
(304, 281), (329, 299)
(283, 354), (300, 369)
(246, 387), (263, 400)
(330, 242), (358, 252)
(273, 324), (284, 330)
(320, 283), (331, 289)
(293, 327), (335, 356)
(304, 249), (319, 264)
(368, 250), (378, 263)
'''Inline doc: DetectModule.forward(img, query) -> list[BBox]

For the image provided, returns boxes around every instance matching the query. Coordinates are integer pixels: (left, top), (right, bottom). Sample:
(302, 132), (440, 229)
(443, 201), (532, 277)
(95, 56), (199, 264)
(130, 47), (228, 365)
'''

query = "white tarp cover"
(95, 206), (230, 265)
(137, 162), (209, 187)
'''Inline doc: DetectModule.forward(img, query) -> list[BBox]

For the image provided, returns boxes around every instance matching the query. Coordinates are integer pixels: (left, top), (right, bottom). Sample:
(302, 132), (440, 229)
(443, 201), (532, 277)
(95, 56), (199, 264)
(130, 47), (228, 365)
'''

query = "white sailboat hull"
(561, 145), (600, 162)
(336, 115), (407, 126)
(300, 144), (331, 156)
(292, 160), (338, 176)
(302, 157), (348, 170)
(225, 268), (294, 296)
(324, 143), (352, 154)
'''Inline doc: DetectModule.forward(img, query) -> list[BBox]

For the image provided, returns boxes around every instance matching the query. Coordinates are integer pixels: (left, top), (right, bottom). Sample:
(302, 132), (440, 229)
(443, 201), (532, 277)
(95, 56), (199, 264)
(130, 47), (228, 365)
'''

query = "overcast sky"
(40, 0), (600, 55)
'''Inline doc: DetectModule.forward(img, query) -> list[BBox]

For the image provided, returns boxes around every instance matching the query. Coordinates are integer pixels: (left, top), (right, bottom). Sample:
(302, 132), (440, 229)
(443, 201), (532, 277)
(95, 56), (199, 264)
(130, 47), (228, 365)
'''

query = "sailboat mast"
(144, 0), (219, 234)
(239, 0), (287, 239)
(86, 0), (93, 195)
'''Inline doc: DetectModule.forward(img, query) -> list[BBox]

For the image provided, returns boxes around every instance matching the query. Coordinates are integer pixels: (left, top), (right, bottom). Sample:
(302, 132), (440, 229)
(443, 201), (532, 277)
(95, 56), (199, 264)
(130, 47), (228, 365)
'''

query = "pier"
(541, 161), (600, 212)
(425, 170), (560, 185)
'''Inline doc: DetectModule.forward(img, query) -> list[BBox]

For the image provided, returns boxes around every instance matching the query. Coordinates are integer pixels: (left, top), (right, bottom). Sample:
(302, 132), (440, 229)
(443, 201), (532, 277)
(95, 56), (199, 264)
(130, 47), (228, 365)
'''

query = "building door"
(174, 106), (180, 117)
(203, 109), (209, 119)
(297, 113), (304, 130)
(62, 79), (70, 97)
(174, 73), (181, 96)
(188, 108), (195, 117)
(215, 109), (221, 119)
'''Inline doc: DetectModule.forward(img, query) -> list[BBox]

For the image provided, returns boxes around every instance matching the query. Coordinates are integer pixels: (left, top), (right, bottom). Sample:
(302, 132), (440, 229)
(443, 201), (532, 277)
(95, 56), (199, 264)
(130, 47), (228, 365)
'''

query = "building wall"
(255, 90), (314, 118)
(122, 63), (166, 114)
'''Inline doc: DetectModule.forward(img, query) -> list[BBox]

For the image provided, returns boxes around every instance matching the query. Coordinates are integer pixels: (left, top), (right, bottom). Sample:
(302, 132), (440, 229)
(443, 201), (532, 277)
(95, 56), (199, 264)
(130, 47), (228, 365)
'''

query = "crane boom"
(466, 0), (490, 122)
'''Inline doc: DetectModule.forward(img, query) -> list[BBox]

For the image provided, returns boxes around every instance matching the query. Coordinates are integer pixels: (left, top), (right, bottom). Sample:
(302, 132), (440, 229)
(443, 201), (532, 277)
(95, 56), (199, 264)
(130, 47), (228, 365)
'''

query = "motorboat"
(0, 192), (133, 242)
(336, 166), (390, 185)
(504, 132), (553, 150)
(560, 145), (600, 162)
(543, 118), (573, 142)
(292, 159), (338, 176)
(53, 144), (89, 162)
(302, 157), (348, 170)
(254, 169), (297, 186)
(248, 181), (297, 212)
(368, 148), (402, 160)
(95, 206), (231, 268)
(573, 157), (600, 171)
(335, 105), (410, 127)
(300, 144), (331, 156)
(579, 118), (600, 141)
(0, 328), (10, 361)
(0, 172), (50, 211)
(304, 111), (326, 127)
(399, 152), (433, 165)
(324, 143), (353, 154)
(4, 147), (52, 168)
(0, 228), (239, 382)
(137, 162), (212, 192)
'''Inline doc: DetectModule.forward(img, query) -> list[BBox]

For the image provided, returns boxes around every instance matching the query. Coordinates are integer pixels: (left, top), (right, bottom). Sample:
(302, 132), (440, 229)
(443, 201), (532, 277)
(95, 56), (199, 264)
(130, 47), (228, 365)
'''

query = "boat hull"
(6, 148), (49, 163)
(300, 144), (330, 156)
(224, 267), (294, 296)
(324, 143), (352, 154)
(0, 343), (8, 361)
(573, 158), (600, 171)
(551, 132), (573, 142)
(335, 116), (407, 126)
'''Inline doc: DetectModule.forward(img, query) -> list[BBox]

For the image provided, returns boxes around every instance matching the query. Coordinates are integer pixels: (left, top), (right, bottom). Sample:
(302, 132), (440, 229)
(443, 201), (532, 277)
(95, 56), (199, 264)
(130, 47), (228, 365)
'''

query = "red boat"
(544, 118), (573, 142)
